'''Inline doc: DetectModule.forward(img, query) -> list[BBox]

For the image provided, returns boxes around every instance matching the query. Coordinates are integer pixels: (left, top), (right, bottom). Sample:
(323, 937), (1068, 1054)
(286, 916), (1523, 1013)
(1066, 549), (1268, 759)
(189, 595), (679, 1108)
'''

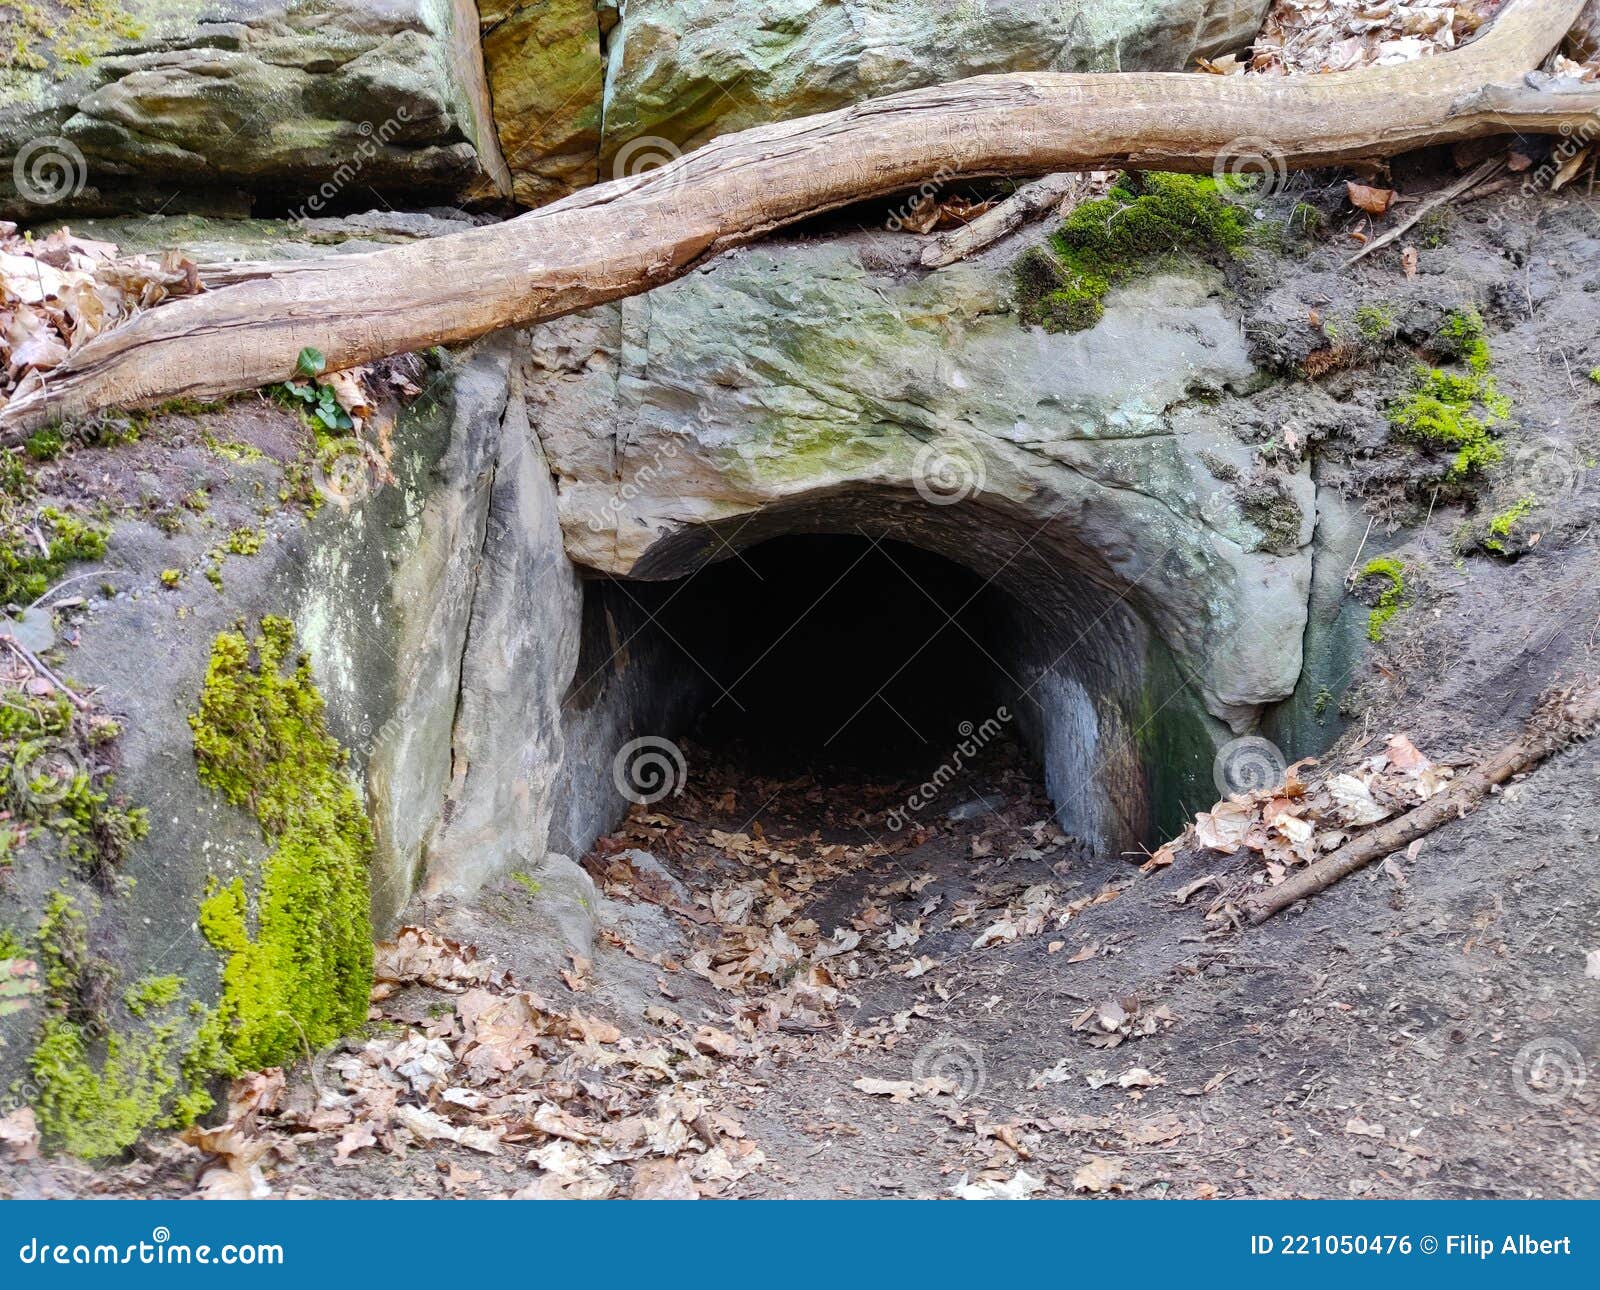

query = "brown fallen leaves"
(179, 926), (762, 1199)
(1156, 733), (1454, 920)
(1249, 1), (1502, 75)
(1, 225), (202, 410)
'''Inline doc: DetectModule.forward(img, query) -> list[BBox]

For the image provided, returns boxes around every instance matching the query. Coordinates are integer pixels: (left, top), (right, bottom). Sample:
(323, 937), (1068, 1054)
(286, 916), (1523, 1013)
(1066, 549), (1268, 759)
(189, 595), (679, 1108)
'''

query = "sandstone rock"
(532, 230), (1309, 733)
(1, 0), (509, 218)
(600, 0), (1271, 170)
(473, 0), (604, 207)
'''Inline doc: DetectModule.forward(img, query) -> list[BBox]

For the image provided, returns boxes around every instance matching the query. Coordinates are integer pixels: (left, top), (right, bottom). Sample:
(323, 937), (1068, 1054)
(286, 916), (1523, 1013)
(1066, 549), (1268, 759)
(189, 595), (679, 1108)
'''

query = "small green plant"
(1589, 368), (1600, 387)
(1312, 685), (1335, 719)
(509, 871), (542, 896)
(277, 347), (354, 433)
(159, 569), (181, 588)
(1359, 557), (1408, 643)
(1480, 494), (1537, 557)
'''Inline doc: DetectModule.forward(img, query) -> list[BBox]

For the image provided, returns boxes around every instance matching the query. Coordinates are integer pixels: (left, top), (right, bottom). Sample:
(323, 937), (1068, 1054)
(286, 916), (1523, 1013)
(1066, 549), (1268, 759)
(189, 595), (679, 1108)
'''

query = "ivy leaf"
(295, 347), (327, 379)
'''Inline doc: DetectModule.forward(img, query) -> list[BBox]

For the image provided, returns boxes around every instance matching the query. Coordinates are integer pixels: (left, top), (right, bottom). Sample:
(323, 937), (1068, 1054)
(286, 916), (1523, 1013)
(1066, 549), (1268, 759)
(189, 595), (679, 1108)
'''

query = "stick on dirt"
(1245, 683), (1600, 924)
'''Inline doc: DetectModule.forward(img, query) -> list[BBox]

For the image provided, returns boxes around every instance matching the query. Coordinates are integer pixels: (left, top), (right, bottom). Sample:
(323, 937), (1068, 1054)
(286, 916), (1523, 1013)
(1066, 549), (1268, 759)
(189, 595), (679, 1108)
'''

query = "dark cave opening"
(593, 535), (1025, 783)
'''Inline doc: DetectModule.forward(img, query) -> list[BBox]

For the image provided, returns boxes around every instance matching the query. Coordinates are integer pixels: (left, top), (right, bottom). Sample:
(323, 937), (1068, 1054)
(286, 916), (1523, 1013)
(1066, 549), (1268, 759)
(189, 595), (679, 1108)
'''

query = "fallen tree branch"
(1344, 156), (1507, 266)
(0, 0), (1587, 438)
(919, 173), (1089, 268)
(1244, 682), (1600, 924)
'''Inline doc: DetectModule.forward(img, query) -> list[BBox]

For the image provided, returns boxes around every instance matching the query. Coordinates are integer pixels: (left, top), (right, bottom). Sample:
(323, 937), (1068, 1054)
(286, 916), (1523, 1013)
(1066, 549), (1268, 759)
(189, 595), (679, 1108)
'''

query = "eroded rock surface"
(532, 231), (1311, 732)
(1, 0), (509, 217)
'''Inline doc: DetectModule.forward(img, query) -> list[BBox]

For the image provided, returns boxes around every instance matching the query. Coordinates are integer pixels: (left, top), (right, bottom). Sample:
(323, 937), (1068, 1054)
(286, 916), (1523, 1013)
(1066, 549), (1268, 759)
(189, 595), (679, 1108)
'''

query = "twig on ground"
(1245, 681), (1600, 923)
(1345, 157), (1507, 266)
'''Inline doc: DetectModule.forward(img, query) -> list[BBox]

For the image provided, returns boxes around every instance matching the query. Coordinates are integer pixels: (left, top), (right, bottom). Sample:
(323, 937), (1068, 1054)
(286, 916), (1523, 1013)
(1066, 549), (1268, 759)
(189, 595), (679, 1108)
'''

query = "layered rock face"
(2, 1), (1270, 215)
(598, 0), (1271, 174)
(1, 0), (510, 217)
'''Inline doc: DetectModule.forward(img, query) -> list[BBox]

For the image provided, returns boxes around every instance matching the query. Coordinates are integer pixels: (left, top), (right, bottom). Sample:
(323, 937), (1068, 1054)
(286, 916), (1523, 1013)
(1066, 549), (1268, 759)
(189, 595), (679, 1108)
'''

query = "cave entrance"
(560, 521), (1179, 858)
(647, 534), (1020, 783)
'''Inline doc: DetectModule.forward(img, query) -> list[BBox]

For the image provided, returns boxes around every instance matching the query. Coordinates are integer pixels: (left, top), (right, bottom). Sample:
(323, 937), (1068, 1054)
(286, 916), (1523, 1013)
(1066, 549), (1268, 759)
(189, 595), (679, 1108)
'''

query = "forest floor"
(9, 727), (1596, 1200)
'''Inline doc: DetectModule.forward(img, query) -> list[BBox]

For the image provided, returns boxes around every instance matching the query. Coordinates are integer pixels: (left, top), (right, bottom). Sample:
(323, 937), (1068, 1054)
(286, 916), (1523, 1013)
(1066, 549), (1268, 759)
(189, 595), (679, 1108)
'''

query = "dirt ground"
(8, 713), (1595, 1200)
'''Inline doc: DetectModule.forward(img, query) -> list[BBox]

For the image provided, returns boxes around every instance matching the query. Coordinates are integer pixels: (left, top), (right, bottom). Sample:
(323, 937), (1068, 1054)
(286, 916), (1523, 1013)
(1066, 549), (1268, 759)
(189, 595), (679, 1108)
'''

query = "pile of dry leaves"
(1151, 733), (1455, 913)
(181, 925), (763, 1199)
(1245, 1), (1504, 73)
(1, 226), (202, 410)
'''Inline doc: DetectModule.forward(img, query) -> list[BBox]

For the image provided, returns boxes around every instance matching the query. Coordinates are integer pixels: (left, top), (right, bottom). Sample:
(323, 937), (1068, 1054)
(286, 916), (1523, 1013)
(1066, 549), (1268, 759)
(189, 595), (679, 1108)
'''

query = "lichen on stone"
(189, 616), (374, 1072)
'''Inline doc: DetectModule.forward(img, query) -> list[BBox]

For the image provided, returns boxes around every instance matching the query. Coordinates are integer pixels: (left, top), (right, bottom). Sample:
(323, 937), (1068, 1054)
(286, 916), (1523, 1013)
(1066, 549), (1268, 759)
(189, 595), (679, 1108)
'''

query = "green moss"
(189, 617), (374, 1072)
(509, 870), (542, 896)
(1588, 368), (1600, 387)
(160, 568), (181, 588)
(220, 526), (264, 557)
(1360, 557), (1408, 643)
(1480, 493), (1537, 556)
(1388, 309), (1509, 484)
(21, 893), (219, 1159)
(1355, 303), (1397, 342)
(0, 496), (109, 605)
(0, 688), (147, 881)
(201, 432), (265, 464)
(1013, 172), (1253, 333)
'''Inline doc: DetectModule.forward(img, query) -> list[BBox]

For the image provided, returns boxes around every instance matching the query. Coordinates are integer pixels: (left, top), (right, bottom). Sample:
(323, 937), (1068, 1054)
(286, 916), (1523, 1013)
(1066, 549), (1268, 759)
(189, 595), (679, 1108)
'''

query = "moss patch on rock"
(0, 688), (147, 881)
(0, 451), (109, 604)
(190, 616), (373, 1072)
(1014, 173), (1254, 333)
(1359, 557), (1408, 643)
(23, 891), (220, 1158)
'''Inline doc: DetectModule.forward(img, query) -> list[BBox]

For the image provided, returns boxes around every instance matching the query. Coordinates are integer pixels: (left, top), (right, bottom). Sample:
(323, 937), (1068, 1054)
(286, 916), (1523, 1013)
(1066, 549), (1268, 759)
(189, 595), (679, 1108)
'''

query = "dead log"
(918, 173), (1089, 268)
(1244, 683), (1600, 924)
(0, 0), (1589, 437)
